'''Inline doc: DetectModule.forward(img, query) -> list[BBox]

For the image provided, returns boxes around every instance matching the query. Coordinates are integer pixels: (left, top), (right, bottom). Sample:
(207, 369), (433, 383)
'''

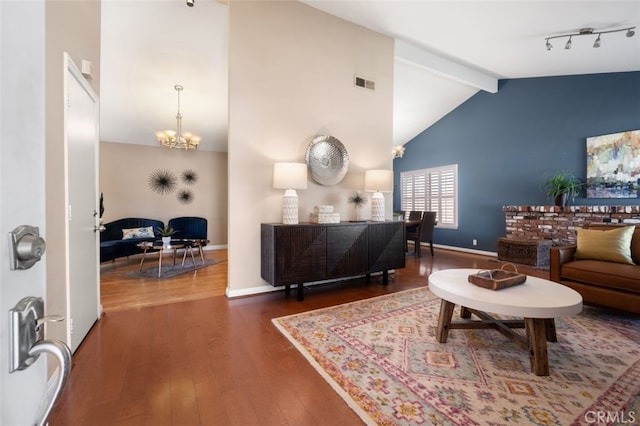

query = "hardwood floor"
(100, 249), (228, 312)
(50, 247), (548, 426)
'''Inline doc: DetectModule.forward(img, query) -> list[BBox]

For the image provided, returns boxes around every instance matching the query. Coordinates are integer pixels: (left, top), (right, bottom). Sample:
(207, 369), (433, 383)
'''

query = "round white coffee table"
(429, 268), (582, 376)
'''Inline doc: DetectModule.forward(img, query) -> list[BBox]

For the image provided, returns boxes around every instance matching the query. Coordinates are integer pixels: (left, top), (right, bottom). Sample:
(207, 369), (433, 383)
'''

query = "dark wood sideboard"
(261, 221), (406, 300)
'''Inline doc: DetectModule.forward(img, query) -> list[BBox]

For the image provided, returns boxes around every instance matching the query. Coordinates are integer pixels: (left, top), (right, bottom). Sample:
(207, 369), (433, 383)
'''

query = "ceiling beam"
(395, 39), (498, 94)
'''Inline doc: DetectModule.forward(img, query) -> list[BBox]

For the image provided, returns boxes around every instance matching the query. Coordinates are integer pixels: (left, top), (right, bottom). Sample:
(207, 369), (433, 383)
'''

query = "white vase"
(162, 236), (171, 247)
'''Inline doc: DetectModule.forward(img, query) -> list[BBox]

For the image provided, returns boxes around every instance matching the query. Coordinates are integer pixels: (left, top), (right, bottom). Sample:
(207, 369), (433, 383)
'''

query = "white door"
(0, 1), (48, 424)
(65, 54), (100, 352)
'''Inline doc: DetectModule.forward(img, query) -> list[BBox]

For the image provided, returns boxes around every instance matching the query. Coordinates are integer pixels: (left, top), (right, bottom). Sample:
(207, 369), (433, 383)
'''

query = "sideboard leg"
(382, 270), (389, 285)
(297, 283), (304, 301)
(284, 285), (290, 297)
(365, 273), (371, 283)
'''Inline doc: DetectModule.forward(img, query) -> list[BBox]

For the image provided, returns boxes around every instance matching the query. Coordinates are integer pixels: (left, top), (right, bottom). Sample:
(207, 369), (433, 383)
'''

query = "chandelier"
(545, 26), (635, 51)
(156, 85), (201, 150)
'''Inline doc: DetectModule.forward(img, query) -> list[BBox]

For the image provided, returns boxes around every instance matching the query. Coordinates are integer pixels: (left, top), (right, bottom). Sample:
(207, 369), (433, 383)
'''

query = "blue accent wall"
(393, 71), (640, 252)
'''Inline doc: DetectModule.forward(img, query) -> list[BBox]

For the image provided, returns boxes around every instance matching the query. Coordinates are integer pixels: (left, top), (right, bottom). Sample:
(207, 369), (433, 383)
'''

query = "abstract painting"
(586, 129), (640, 198)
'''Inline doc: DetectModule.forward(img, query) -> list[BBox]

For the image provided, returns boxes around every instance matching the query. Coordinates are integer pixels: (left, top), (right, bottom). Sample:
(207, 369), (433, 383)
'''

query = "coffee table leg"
(460, 306), (471, 319)
(544, 319), (557, 342)
(158, 251), (163, 277)
(139, 249), (148, 271)
(525, 318), (549, 376)
(189, 247), (196, 267)
(436, 300), (455, 343)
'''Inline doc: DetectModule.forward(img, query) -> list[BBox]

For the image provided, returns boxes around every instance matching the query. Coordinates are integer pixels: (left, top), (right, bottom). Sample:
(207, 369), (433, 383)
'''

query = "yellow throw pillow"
(575, 226), (635, 264)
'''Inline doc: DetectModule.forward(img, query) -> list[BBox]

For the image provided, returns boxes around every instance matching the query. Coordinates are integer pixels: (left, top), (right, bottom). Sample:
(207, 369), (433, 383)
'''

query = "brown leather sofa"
(549, 224), (639, 314)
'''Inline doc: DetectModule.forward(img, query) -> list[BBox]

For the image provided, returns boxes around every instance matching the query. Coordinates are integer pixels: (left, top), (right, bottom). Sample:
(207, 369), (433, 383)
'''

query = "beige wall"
(45, 0), (101, 346)
(227, 1), (394, 296)
(100, 142), (228, 246)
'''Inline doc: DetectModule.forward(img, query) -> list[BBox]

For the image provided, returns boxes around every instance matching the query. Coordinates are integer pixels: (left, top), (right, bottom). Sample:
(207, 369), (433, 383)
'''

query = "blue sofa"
(100, 218), (164, 262)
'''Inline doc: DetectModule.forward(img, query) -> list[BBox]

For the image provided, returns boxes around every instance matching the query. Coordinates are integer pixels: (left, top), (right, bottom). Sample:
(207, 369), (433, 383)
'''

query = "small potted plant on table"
(156, 226), (177, 247)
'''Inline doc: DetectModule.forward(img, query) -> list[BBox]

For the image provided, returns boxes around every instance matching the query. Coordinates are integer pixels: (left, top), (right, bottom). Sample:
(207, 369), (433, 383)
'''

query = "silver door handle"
(94, 225), (106, 232)
(9, 297), (72, 426)
(29, 340), (72, 426)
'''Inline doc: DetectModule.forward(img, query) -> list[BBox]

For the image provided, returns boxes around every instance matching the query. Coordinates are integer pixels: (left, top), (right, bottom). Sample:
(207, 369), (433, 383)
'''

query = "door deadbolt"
(9, 225), (46, 270)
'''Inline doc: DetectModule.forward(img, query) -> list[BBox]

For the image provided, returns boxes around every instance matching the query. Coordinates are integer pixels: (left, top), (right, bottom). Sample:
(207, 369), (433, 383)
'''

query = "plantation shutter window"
(400, 165), (458, 229)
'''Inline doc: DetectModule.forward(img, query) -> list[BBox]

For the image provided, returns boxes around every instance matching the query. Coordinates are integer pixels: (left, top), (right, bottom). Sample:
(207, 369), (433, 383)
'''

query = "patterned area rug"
(273, 287), (640, 425)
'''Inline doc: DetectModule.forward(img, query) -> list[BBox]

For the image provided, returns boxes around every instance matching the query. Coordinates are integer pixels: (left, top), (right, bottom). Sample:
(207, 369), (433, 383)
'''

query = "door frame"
(63, 52), (101, 350)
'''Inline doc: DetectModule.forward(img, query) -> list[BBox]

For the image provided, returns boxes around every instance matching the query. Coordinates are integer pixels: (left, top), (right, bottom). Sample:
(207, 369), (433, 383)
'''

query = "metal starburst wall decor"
(148, 169), (177, 194)
(177, 189), (194, 204)
(182, 169), (198, 185)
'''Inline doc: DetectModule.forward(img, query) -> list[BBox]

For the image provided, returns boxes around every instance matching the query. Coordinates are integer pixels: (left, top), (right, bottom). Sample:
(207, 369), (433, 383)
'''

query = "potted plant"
(544, 171), (583, 207)
(348, 191), (367, 221)
(156, 225), (177, 247)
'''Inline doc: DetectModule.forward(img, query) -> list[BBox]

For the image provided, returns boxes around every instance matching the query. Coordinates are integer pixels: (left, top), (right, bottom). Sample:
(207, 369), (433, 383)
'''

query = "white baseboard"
(431, 243), (497, 257)
(226, 284), (276, 298)
(203, 244), (227, 251)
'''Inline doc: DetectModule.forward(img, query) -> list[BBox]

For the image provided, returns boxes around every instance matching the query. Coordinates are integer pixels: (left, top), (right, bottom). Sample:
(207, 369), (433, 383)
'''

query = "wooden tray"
(468, 264), (526, 290)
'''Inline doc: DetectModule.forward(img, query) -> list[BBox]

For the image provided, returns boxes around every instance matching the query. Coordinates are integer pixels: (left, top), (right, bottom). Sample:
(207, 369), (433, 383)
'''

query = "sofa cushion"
(561, 260), (639, 294)
(122, 226), (155, 240)
(575, 226), (634, 264)
(586, 224), (640, 265)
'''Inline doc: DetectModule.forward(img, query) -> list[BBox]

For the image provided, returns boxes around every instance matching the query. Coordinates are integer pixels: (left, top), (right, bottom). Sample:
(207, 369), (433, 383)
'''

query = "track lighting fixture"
(186, 0), (194, 7)
(544, 26), (635, 51)
(593, 34), (601, 48)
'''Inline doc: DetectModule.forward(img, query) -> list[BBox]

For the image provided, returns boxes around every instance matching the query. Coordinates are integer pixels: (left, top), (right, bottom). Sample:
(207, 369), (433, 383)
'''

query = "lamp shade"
(364, 170), (393, 193)
(273, 162), (308, 190)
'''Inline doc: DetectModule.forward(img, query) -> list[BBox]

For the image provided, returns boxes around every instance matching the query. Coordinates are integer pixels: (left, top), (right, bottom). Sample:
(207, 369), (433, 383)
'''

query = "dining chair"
(406, 211), (436, 257)
(408, 211), (423, 221)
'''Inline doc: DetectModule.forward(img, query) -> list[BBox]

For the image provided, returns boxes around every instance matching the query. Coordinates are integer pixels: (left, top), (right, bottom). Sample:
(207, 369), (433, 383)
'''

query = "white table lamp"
(273, 162), (308, 224)
(364, 169), (393, 222)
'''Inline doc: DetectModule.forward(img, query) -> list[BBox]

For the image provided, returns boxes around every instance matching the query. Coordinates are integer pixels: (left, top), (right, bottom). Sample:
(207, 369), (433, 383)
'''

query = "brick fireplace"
(502, 205), (640, 245)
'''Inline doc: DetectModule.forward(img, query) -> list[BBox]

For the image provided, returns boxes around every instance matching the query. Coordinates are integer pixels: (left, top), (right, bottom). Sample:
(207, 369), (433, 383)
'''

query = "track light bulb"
(546, 40), (553, 51)
(564, 36), (572, 50)
(593, 34), (601, 48)
(627, 28), (636, 38)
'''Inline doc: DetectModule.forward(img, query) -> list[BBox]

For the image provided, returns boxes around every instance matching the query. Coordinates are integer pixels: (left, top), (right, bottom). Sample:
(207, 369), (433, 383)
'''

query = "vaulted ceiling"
(100, 1), (639, 152)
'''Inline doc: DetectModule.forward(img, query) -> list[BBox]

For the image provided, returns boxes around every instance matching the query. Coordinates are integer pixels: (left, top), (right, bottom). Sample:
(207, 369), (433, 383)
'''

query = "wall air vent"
(354, 75), (375, 91)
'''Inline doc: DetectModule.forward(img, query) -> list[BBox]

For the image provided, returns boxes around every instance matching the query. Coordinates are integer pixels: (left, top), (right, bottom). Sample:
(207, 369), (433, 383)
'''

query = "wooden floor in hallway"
(100, 249), (228, 312)
(50, 247), (548, 425)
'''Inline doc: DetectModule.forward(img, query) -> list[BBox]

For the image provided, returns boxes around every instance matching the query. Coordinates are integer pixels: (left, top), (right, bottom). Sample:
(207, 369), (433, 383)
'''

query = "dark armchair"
(406, 211), (436, 257)
(168, 216), (208, 261)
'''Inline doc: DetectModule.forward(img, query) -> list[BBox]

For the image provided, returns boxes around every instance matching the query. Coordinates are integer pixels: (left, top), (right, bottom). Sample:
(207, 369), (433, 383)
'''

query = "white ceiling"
(100, 1), (640, 152)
